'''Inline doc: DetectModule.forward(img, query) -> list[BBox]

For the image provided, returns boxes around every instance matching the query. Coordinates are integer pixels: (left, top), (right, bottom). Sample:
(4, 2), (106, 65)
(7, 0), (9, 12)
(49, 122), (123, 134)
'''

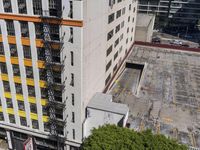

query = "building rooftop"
(88, 93), (129, 115)
(136, 14), (155, 28)
(110, 46), (200, 148)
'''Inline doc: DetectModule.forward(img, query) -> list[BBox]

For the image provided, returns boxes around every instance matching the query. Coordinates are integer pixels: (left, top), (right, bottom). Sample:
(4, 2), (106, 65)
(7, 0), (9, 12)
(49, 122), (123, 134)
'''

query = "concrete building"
(135, 13), (155, 42)
(138, 0), (200, 33)
(0, 0), (137, 149)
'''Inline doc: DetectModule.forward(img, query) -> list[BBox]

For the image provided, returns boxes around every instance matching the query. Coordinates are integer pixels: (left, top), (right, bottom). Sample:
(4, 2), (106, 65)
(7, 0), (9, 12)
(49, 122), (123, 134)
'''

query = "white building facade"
(0, 0), (137, 149)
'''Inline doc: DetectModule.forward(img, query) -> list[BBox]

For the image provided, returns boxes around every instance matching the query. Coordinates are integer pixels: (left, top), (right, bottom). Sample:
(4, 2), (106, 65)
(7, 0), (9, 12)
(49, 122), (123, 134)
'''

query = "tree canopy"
(82, 125), (187, 150)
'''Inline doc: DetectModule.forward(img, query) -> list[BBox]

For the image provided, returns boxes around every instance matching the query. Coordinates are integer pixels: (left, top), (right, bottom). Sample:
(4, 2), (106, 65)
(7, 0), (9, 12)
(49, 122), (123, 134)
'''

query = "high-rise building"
(138, 0), (200, 33)
(0, 0), (137, 149)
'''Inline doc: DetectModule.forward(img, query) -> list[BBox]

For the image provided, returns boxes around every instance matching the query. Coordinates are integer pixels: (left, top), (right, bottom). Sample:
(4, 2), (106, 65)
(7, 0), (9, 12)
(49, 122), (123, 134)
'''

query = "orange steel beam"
(0, 13), (83, 27)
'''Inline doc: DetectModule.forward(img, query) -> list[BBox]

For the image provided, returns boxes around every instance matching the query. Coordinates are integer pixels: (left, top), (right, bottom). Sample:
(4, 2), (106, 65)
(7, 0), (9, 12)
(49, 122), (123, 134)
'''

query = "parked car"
(170, 39), (182, 46)
(152, 37), (161, 43)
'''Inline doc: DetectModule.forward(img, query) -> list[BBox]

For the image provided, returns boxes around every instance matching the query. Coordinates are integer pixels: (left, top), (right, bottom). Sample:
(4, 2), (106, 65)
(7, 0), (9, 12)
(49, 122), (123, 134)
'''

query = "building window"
(106, 60), (112, 72)
(72, 112), (75, 123)
(114, 38), (119, 47)
(72, 129), (75, 140)
(39, 69), (46, 81)
(20, 21), (29, 37)
(128, 16), (130, 22)
(49, 0), (61, 17)
(6, 20), (15, 36)
(72, 93), (74, 106)
(3, 81), (10, 92)
(9, 114), (15, 124)
(42, 106), (48, 116)
(113, 64), (118, 73)
(15, 83), (23, 94)
(12, 64), (20, 76)
(41, 88), (47, 99)
(28, 86), (35, 97)
(37, 47), (45, 60)
(35, 23), (43, 39)
(114, 51), (118, 60)
(121, 21), (124, 28)
(116, 10), (121, 19)
(108, 13), (115, 24)
(50, 24), (60, 41)
(115, 24), (120, 33)
(70, 73), (74, 87)
(33, 0), (42, 15)
(69, 1), (73, 18)
(3, 0), (12, 13)
(30, 103), (37, 113)
(32, 120), (39, 129)
(18, 0), (27, 14)
(44, 122), (50, 132)
(106, 45), (112, 57)
(20, 117), (27, 126)
(0, 43), (4, 55)
(6, 98), (13, 108)
(70, 51), (74, 66)
(9, 44), (18, 57)
(0, 63), (7, 74)
(122, 7), (126, 15)
(25, 66), (33, 78)
(129, 4), (131, 10)
(18, 101), (25, 111)
(23, 46), (31, 59)
(69, 27), (74, 43)
(0, 112), (4, 121)
(105, 74), (111, 85)
(107, 30), (114, 41)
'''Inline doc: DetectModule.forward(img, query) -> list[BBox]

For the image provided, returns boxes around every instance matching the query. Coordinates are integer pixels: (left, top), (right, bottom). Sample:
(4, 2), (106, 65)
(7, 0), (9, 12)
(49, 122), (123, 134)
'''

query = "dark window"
(37, 47), (45, 60)
(3, 0), (12, 13)
(25, 66), (33, 78)
(0, 112), (4, 121)
(12, 64), (20, 76)
(18, 0), (27, 14)
(70, 73), (74, 87)
(0, 43), (4, 55)
(9, 114), (15, 124)
(3, 81), (10, 92)
(28, 86), (35, 97)
(9, 44), (18, 57)
(20, 117), (27, 126)
(20, 21), (29, 37)
(32, 120), (39, 129)
(69, 27), (73, 43)
(35, 23), (43, 39)
(23, 46), (31, 59)
(72, 112), (75, 123)
(108, 13), (115, 24)
(115, 24), (120, 33)
(33, 0), (42, 15)
(106, 60), (112, 72)
(15, 83), (23, 94)
(72, 93), (74, 106)
(116, 10), (121, 19)
(18, 101), (25, 111)
(114, 51), (118, 60)
(6, 20), (15, 36)
(105, 74), (111, 85)
(70, 51), (74, 66)
(107, 30), (114, 41)
(6, 98), (13, 108)
(106, 45), (112, 56)
(0, 63), (7, 73)
(114, 38), (119, 47)
(30, 103), (37, 113)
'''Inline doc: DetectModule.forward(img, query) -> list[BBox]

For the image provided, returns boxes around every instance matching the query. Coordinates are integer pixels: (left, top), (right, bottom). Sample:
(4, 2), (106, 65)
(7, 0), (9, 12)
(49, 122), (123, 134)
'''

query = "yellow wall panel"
(18, 110), (26, 117)
(6, 108), (14, 114)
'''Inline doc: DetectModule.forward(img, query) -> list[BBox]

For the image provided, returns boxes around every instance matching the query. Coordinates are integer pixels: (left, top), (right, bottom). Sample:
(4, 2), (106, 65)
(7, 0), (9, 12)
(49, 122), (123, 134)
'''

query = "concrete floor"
(110, 46), (200, 148)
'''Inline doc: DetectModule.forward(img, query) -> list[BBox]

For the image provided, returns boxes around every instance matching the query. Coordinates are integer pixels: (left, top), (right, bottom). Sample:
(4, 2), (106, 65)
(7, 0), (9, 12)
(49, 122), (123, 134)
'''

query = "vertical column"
(14, 21), (32, 128)
(0, 0), (4, 13)
(26, 0), (34, 15)
(28, 22), (44, 131)
(11, 0), (18, 14)
(6, 130), (13, 149)
(1, 20), (20, 125)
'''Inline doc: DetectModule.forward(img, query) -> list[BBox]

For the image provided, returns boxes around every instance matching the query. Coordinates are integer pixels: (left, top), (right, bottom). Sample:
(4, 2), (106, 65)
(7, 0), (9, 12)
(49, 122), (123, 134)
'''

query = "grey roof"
(87, 93), (129, 115)
(136, 13), (155, 27)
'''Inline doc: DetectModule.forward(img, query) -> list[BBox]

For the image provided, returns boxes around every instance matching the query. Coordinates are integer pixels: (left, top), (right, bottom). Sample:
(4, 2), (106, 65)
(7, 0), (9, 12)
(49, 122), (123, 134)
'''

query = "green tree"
(82, 125), (187, 150)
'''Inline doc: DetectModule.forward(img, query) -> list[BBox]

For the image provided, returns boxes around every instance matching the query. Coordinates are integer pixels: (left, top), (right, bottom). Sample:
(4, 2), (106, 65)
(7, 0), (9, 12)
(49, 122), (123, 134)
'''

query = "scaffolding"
(41, 7), (66, 149)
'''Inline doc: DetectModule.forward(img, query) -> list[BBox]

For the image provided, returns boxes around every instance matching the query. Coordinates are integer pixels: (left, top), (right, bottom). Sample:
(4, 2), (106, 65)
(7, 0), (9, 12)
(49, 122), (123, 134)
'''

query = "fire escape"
(41, 2), (66, 149)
